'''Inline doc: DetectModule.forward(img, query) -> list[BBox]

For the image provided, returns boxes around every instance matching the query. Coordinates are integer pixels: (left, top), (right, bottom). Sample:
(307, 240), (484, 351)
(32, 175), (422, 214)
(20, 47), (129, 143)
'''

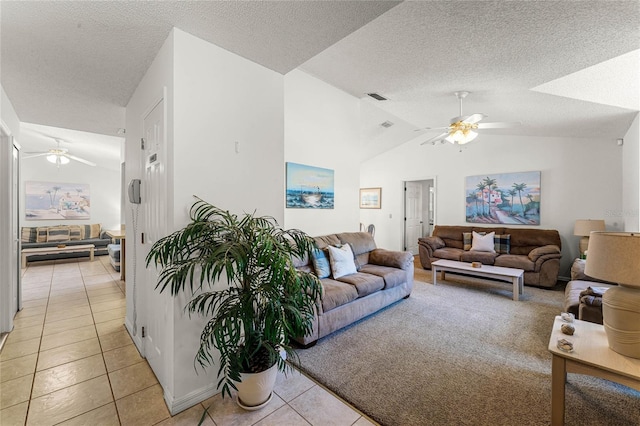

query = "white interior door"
(404, 181), (423, 254)
(141, 98), (169, 385)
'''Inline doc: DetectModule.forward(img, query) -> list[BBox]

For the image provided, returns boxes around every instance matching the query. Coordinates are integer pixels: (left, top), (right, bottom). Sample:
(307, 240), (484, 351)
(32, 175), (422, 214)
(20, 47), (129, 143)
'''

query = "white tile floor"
(0, 256), (377, 425)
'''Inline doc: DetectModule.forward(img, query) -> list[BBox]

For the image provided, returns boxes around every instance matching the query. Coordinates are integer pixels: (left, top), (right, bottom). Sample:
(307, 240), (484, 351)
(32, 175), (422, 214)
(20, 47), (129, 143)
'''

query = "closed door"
(404, 181), (423, 254)
(140, 98), (169, 385)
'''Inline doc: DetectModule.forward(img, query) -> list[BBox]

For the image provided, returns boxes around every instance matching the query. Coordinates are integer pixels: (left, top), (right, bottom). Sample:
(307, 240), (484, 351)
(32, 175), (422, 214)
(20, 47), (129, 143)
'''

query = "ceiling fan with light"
(418, 91), (521, 146)
(23, 138), (96, 167)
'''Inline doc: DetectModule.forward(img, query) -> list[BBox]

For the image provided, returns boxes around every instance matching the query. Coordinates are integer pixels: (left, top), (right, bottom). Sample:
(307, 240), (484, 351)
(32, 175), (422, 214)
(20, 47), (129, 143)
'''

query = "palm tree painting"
(25, 181), (91, 220)
(465, 171), (540, 225)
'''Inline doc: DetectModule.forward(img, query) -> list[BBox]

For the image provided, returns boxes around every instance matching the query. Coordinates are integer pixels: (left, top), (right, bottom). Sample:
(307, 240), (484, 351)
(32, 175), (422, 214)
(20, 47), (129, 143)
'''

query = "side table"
(547, 316), (640, 425)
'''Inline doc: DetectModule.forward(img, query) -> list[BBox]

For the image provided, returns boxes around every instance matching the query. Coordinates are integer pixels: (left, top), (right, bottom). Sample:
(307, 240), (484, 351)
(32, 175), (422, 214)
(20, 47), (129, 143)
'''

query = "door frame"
(402, 176), (437, 253)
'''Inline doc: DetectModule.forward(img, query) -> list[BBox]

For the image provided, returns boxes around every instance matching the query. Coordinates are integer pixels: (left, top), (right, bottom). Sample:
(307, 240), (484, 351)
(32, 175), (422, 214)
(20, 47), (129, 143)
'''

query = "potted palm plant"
(145, 197), (322, 409)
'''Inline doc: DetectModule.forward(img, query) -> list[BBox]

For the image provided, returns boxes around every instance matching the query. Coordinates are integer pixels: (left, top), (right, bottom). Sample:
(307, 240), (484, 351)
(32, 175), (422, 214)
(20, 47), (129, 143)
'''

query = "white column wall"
(361, 134), (623, 278)
(284, 70), (361, 236)
(622, 113), (640, 231)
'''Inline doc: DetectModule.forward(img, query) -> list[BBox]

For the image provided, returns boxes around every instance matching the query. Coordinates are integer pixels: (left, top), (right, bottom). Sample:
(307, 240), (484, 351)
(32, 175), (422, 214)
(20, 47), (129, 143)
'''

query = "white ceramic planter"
(235, 363), (278, 410)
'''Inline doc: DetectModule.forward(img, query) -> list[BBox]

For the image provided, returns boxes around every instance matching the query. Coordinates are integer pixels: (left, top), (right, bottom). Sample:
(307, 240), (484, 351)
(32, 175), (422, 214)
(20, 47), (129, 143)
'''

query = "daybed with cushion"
(293, 231), (414, 347)
(418, 225), (562, 288)
(21, 224), (111, 263)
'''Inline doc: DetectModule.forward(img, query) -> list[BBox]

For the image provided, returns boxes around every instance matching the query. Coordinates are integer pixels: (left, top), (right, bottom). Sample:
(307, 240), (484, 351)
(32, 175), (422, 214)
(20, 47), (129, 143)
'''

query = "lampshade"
(573, 219), (605, 236)
(445, 129), (477, 145)
(585, 232), (640, 288)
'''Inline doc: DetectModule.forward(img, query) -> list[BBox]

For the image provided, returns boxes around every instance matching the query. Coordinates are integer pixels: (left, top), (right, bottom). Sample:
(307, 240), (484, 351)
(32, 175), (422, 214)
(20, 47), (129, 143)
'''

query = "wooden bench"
(21, 244), (95, 268)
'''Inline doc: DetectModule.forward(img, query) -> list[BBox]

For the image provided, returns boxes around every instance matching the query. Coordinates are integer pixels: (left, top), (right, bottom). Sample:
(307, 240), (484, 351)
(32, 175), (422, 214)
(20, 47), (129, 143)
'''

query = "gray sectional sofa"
(293, 231), (414, 346)
(21, 224), (111, 263)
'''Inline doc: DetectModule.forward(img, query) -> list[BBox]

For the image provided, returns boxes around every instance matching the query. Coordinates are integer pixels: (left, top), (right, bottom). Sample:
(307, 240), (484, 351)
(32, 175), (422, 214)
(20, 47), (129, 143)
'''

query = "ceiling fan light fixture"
(47, 154), (69, 165)
(445, 129), (477, 145)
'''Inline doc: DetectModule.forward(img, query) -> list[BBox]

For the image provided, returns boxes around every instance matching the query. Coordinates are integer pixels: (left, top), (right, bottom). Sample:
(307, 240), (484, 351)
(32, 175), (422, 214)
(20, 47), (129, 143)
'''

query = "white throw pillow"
(471, 231), (496, 253)
(327, 244), (357, 279)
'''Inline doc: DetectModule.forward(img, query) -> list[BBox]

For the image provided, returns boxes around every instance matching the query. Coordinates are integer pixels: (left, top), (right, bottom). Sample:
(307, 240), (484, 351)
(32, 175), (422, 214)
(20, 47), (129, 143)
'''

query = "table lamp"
(585, 232), (640, 359)
(574, 219), (605, 257)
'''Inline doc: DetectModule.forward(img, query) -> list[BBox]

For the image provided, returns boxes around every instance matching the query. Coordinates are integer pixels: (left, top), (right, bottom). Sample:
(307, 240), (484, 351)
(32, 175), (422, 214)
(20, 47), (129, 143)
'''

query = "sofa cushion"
(328, 244), (357, 279)
(82, 224), (102, 239)
(69, 225), (83, 241)
(369, 249), (412, 270)
(337, 272), (385, 297)
(338, 232), (376, 267)
(432, 247), (464, 261)
(494, 254), (535, 271)
(47, 226), (70, 242)
(36, 227), (48, 243)
(471, 231), (495, 252)
(320, 279), (359, 312)
(311, 248), (331, 279)
(494, 234), (511, 254)
(313, 234), (341, 249)
(21, 227), (37, 243)
(460, 250), (498, 265)
(358, 264), (406, 289)
(463, 232), (472, 250)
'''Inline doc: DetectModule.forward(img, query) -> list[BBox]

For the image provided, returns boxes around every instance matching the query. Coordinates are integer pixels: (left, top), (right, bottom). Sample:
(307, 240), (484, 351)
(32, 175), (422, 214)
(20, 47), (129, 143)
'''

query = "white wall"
(126, 28), (285, 413)
(622, 113), (640, 231)
(20, 157), (121, 231)
(171, 28), (284, 402)
(361, 134), (623, 278)
(284, 70), (361, 235)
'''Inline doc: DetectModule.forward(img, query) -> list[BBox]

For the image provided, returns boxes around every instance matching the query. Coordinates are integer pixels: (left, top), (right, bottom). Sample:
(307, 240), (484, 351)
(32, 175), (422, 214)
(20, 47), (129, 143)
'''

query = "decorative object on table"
(285, 162), (334, 209)
(359, 187), (382, 209)
(145, 197), (322, 409)
(556, 338), (574, 352)
(585, 232), (640, 359)
(25, 181), (91, 220)
(561, 323), (575, 335)
(471, 262), (482, 268)
(573, 219), (605, 258)
(561, 312), (575, 323)
(464, 171), (540, 225)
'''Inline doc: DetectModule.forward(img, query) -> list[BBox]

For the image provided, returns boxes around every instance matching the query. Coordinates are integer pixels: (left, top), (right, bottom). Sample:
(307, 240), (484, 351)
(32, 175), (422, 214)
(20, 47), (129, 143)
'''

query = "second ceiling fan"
(419, 91), (521, 146)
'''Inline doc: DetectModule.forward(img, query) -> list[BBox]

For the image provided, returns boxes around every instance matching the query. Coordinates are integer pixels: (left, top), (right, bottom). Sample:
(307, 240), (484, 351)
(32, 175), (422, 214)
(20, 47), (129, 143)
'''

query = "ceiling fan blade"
(420, 132), (450, 145)
(23, 153), (50, 159)
(414, 126), (450, 132)
(461, 113), (487, 124)
(65, 154), (97, 167)
(477, 121), (522, 129)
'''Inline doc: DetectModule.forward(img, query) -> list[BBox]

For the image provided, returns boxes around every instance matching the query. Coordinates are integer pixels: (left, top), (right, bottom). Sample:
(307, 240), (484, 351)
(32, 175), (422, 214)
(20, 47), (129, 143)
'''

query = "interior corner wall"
(622, 113), (640, 231)
(171, 28), (284, 401)
(124, 28), (176, 407)
(284, 70), (361, 236)
(360, 134), (623, 277)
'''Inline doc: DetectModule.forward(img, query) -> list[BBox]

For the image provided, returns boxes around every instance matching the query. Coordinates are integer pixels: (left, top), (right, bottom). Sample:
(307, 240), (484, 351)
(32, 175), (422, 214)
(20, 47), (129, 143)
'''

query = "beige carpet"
(296, 272), (640, 425)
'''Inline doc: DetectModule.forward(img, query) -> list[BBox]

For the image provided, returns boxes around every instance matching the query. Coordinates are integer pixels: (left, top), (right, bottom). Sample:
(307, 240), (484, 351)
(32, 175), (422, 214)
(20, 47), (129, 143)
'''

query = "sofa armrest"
(528, 245), (560, 262)
(369, 248), (413, 270)
(418, 236), (445, 252)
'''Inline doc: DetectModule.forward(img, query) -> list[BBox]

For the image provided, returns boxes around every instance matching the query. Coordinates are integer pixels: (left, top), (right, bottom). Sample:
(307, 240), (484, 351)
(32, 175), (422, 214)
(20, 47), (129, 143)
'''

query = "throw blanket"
(579, 286), (610, 307)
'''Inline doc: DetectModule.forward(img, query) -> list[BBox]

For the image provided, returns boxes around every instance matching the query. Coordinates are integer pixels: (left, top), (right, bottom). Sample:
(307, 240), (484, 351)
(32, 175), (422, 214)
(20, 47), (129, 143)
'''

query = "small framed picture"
(360, 187), (381, 209)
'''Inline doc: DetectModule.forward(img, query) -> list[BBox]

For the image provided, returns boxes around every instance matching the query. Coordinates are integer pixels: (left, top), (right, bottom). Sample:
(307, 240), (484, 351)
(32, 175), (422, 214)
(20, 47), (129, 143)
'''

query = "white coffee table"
(22, 244), (95, 268)
(431, 259), (524, 301)
(548, 316), (640, 425)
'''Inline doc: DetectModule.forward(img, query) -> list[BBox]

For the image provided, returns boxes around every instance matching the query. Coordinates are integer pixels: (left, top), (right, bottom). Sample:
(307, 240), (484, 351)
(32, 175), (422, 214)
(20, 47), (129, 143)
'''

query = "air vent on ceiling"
(380, 121), (394, 128)
(367, 93), (388, 101)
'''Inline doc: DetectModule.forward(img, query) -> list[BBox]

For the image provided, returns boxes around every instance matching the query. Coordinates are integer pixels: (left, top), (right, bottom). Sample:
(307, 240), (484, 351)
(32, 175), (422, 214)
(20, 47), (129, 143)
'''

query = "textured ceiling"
(1, 0), (639, 160)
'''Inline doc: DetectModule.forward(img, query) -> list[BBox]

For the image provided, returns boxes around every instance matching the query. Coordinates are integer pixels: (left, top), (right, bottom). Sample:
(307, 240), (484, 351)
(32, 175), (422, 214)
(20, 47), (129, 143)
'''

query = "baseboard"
(124, 317), (144, 352)
(163, 382), (220, 415)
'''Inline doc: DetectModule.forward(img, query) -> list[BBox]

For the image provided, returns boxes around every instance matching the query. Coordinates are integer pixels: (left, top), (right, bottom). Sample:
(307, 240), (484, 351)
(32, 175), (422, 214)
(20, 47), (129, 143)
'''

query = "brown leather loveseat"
(418, 225), (562, 288)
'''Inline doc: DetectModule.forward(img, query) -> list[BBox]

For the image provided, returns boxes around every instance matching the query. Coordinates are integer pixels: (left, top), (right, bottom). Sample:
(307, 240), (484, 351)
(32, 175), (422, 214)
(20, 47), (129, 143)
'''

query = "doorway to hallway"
(403, 178), (435, 255)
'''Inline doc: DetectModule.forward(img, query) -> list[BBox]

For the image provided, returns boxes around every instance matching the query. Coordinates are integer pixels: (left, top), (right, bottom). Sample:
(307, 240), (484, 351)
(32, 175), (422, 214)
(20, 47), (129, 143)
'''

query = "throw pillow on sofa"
(47, 226), (70, 242)
(69, 225), (83, 241)
(471, 231), (495, 252)
(328, 244), (357, 279)
(21, 227), (37, 243)
(311, 248), (331, 279)
(494, 234), (511, 254)
(463, 232), (472, 251)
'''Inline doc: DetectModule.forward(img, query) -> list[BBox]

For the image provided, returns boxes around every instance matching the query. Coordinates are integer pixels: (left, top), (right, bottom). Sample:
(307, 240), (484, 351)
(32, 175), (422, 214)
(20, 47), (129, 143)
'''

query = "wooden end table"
(548, 315), (640, 425)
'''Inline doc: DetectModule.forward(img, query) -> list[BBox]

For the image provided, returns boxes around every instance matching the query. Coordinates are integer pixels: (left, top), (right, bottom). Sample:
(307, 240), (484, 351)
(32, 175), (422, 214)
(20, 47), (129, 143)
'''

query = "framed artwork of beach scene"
(286, 162), (334, 209)
(25, 181), (91, 220)
(359, 187), (381, 209)
(465, 171), (540, 225)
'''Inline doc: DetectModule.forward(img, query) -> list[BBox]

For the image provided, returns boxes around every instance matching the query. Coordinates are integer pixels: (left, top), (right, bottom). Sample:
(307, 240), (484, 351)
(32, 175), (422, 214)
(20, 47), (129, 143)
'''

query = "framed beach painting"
(286, 162), (334, 209)
(25, 181), (91, 220)
(359, 187), (381, 209)
(465, 171), (540, 225)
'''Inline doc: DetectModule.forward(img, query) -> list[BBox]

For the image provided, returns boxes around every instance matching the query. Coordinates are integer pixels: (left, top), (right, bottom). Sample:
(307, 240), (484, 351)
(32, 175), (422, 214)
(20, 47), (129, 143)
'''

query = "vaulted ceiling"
(2, 1), (639, 157)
